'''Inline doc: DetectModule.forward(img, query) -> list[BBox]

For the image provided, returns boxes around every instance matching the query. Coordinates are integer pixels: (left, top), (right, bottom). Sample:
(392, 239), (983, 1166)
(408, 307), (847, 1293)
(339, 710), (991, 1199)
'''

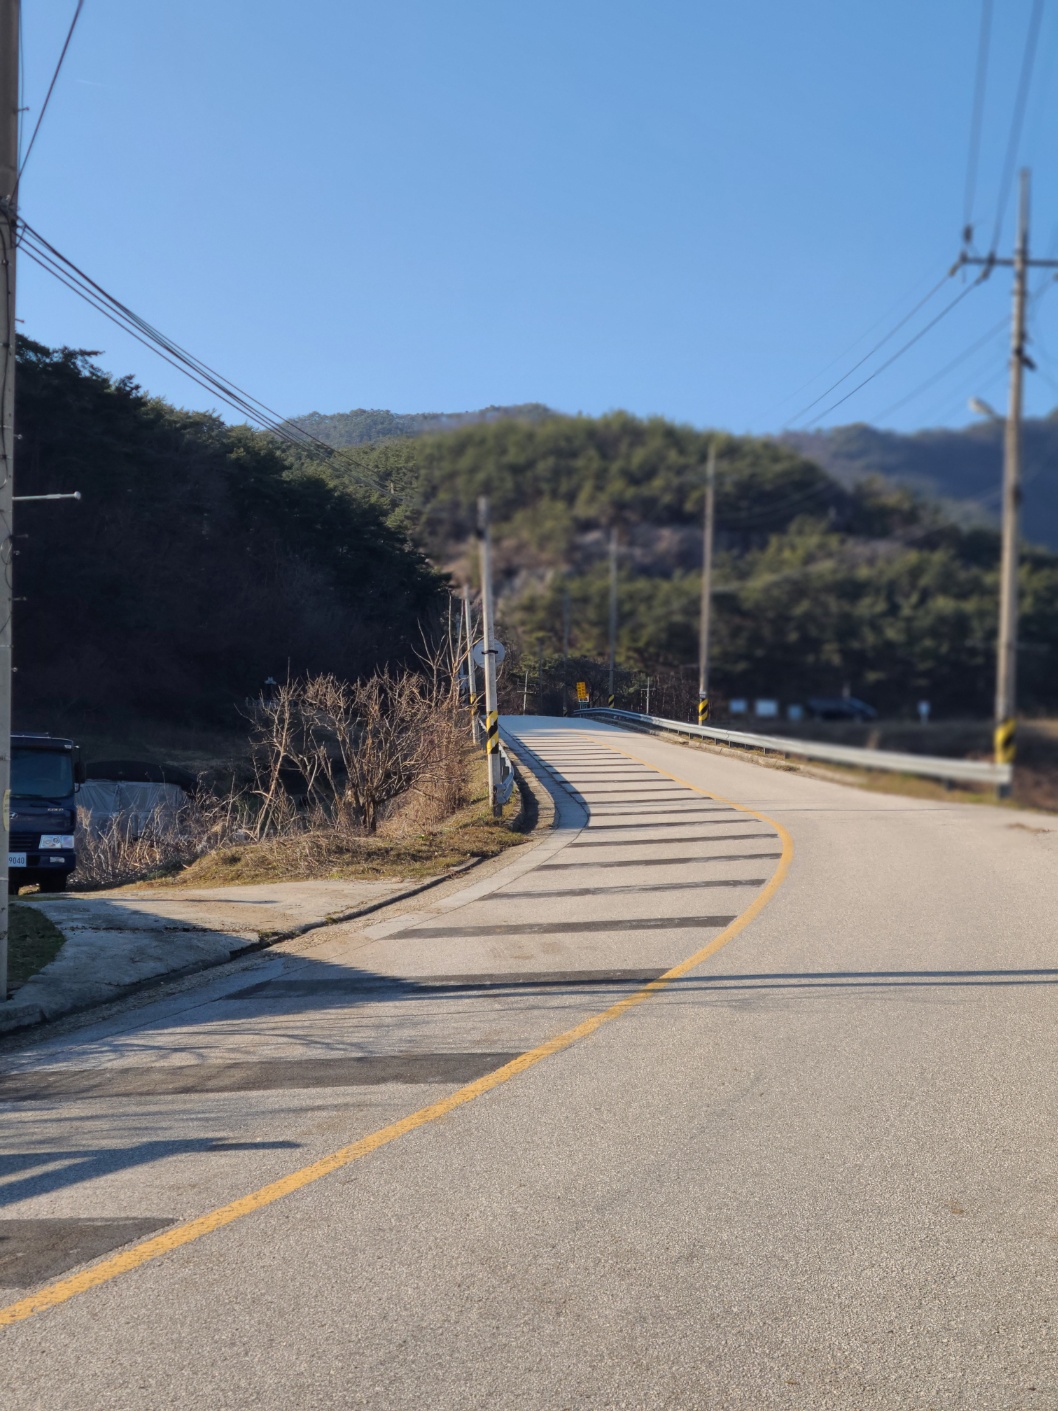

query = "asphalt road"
(3, 716), (1058, 1409)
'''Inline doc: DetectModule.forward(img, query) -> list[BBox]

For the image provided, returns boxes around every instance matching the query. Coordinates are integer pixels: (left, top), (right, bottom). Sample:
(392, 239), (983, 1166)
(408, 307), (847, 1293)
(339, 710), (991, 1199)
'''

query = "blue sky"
(16, 0), (1058, 434)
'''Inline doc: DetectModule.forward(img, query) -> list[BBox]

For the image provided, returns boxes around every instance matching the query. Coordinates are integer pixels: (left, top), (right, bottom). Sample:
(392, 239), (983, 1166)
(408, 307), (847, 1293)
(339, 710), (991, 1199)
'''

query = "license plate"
(8, 853), (26, 868)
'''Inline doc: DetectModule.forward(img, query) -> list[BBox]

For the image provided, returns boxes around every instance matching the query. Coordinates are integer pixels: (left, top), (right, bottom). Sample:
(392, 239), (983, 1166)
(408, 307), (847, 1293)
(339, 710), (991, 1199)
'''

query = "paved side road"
(3, 878), (429, 1031)
(2, 716), (1058, 1408)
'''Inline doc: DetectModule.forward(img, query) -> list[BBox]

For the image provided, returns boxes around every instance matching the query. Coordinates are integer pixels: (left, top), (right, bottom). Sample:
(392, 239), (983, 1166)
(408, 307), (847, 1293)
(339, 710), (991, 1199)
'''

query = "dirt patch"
(7, 903), (66, 992)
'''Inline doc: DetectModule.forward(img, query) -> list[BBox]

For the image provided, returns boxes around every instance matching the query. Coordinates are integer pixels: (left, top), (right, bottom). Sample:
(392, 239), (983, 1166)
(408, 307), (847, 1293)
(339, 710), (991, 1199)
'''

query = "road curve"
(2, 716), (1058, 1408)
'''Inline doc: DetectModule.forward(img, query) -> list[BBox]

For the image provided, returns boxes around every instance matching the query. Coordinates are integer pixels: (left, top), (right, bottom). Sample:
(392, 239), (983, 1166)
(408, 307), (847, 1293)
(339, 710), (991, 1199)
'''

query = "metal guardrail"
(577, 707), (1013, 790)
(496, 739), (516, 805)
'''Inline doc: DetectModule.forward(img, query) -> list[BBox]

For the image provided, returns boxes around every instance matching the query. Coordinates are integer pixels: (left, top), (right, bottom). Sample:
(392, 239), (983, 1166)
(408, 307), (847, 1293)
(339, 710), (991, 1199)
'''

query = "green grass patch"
(8, 902), (66, 991)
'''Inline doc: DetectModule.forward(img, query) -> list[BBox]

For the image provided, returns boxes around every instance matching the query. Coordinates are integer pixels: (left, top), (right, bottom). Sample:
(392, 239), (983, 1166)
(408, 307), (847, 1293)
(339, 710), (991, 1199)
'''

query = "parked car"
(806, 696), (878, 722)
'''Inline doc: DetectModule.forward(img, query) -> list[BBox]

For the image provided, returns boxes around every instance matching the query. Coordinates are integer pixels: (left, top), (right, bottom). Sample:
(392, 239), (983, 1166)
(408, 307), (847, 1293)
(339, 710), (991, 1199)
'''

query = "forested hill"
(781, 418), (1058, 550)
(291, 403), (554, 447)
(13, 342), (443, 729)
(325, 412), (1058, 717)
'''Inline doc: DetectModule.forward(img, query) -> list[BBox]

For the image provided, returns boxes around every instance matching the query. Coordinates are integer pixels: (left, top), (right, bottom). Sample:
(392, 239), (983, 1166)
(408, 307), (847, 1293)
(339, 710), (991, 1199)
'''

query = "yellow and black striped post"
(994, 717), (1016, 766)
(607, 693), (615, 709)
(698, 694), (709, 725)
(485, 710), (499, 757)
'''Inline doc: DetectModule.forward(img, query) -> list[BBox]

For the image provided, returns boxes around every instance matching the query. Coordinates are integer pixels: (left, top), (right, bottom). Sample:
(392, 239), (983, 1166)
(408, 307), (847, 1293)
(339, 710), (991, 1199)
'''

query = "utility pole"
(537, 638), (544, 714)
(462, 586), (480, 745)
(561, 586), (570, 715)
(0, 0), (17, 1003)
(607, 526), (618, 708)
(477, 496), (501, 816)
(962, 170), (1058, 793)
(698, 441), (716, 727)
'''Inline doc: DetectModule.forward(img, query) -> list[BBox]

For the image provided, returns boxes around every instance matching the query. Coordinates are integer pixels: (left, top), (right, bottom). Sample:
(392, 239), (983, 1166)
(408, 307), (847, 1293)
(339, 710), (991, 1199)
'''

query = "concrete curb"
(0, 750), (548, 1039)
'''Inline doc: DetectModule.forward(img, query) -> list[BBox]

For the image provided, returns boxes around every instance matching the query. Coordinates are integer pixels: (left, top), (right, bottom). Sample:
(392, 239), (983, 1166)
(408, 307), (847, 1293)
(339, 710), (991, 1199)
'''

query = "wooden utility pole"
(697, 441), (717, 726)
(962, 170), (1058, 794)
(477, 496), (501, 816)
(0, 0), (17, 1003)
(607, 526), (618, 708)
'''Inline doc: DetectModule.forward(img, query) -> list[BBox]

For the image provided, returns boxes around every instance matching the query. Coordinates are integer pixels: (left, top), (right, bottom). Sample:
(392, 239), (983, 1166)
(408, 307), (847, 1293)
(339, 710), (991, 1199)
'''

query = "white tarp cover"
(78, 780), (188, 837)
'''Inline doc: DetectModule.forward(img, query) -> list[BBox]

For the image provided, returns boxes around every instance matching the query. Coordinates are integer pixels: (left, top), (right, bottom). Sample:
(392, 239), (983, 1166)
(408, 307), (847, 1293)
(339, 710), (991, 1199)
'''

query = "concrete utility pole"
(607, 526), (618, 708)
(0, 0), (17, 1003)
(462, 586), (480, 745)
(561, 586), (570, 715)
(477, 496), (502, 816)
(996, 174), (1029, 788)
(698, 441), (717, 726)
(962, 169), (1058, 793)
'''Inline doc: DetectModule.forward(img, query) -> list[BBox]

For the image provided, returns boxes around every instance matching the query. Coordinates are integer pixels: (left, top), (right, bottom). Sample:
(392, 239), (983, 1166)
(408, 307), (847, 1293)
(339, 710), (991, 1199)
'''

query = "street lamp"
(968, 396), (1002, 422)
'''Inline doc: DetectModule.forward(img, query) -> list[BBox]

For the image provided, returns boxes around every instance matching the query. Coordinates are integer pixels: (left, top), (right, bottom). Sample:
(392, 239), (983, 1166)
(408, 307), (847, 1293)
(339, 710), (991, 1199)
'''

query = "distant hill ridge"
(780, 416), (1058, 550)
(296, 403), (1058, 550)
(291, 403), (556, 448)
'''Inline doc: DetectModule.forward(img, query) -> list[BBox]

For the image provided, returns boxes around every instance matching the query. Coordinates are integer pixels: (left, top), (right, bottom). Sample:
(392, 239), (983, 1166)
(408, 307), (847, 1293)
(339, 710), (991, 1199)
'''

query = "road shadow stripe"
(569, 831), (760, 848)
(539, 849), (781, 869)
(394, 915), (735, 938)
(0, 1219), (175, 1288)
(500, 879), (767, 898)
(0, 1053), (522, 1102)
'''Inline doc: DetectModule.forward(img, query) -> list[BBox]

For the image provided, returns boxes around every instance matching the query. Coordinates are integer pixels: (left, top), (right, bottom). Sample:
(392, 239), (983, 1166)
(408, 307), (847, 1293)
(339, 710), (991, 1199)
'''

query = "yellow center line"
(0, 732), (793, 1329)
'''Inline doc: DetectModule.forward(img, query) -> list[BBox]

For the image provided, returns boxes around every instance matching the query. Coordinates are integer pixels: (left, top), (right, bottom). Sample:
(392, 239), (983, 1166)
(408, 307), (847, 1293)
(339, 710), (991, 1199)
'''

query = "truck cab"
(9, 733), (84, 894)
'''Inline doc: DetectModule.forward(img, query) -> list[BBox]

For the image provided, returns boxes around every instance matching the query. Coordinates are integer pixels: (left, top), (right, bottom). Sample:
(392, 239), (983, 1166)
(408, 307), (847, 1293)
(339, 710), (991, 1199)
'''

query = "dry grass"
(119, 753), (525, 890)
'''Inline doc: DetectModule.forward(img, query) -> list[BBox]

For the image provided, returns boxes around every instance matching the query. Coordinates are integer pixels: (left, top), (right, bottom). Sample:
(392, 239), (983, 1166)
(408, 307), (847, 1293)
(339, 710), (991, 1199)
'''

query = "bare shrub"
(73, 789), (249, 889)
(73, 648), (474, 889)
(247, 659), (469, 839)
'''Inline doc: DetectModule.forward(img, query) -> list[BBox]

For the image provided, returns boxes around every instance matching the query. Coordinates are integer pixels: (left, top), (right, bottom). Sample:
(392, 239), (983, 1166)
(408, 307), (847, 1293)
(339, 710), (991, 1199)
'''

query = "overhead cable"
(989, 0), (1045, 253)
(797, 274), (989, 428)
(784, 268), (955, 427)
(17, 0), (84, 185)
(17, 217), (337, 456)
(767, 266), (957, 418)
(963, 0), (994, 247)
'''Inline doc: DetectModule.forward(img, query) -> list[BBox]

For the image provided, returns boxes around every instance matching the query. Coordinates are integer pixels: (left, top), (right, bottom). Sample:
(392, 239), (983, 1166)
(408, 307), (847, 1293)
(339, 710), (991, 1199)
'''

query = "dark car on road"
(807, 696), (878, 722)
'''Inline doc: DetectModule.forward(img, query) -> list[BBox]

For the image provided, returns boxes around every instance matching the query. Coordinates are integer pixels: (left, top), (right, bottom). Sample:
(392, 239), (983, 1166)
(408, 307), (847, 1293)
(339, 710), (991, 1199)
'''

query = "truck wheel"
(37, 872), (70, 894)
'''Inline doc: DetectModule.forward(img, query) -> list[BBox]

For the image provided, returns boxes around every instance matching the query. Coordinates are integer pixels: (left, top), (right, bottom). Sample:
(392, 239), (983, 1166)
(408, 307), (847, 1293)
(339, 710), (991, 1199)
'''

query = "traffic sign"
(575, 680), (589, 702)
(472, 640), (506, 668)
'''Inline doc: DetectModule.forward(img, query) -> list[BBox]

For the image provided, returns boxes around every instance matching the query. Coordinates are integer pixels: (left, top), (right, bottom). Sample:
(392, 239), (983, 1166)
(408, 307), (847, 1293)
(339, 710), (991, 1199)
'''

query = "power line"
(796, 274), (989, 428)
(16, 217), (339, 456)
(869, 315), (1008, 422)
(17, 0), (83, 184)
(783, 268), (955, 427)
(989, 0), (1045, 253)
(766, 266), (954, 418)
(963, 0), (994, 247)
